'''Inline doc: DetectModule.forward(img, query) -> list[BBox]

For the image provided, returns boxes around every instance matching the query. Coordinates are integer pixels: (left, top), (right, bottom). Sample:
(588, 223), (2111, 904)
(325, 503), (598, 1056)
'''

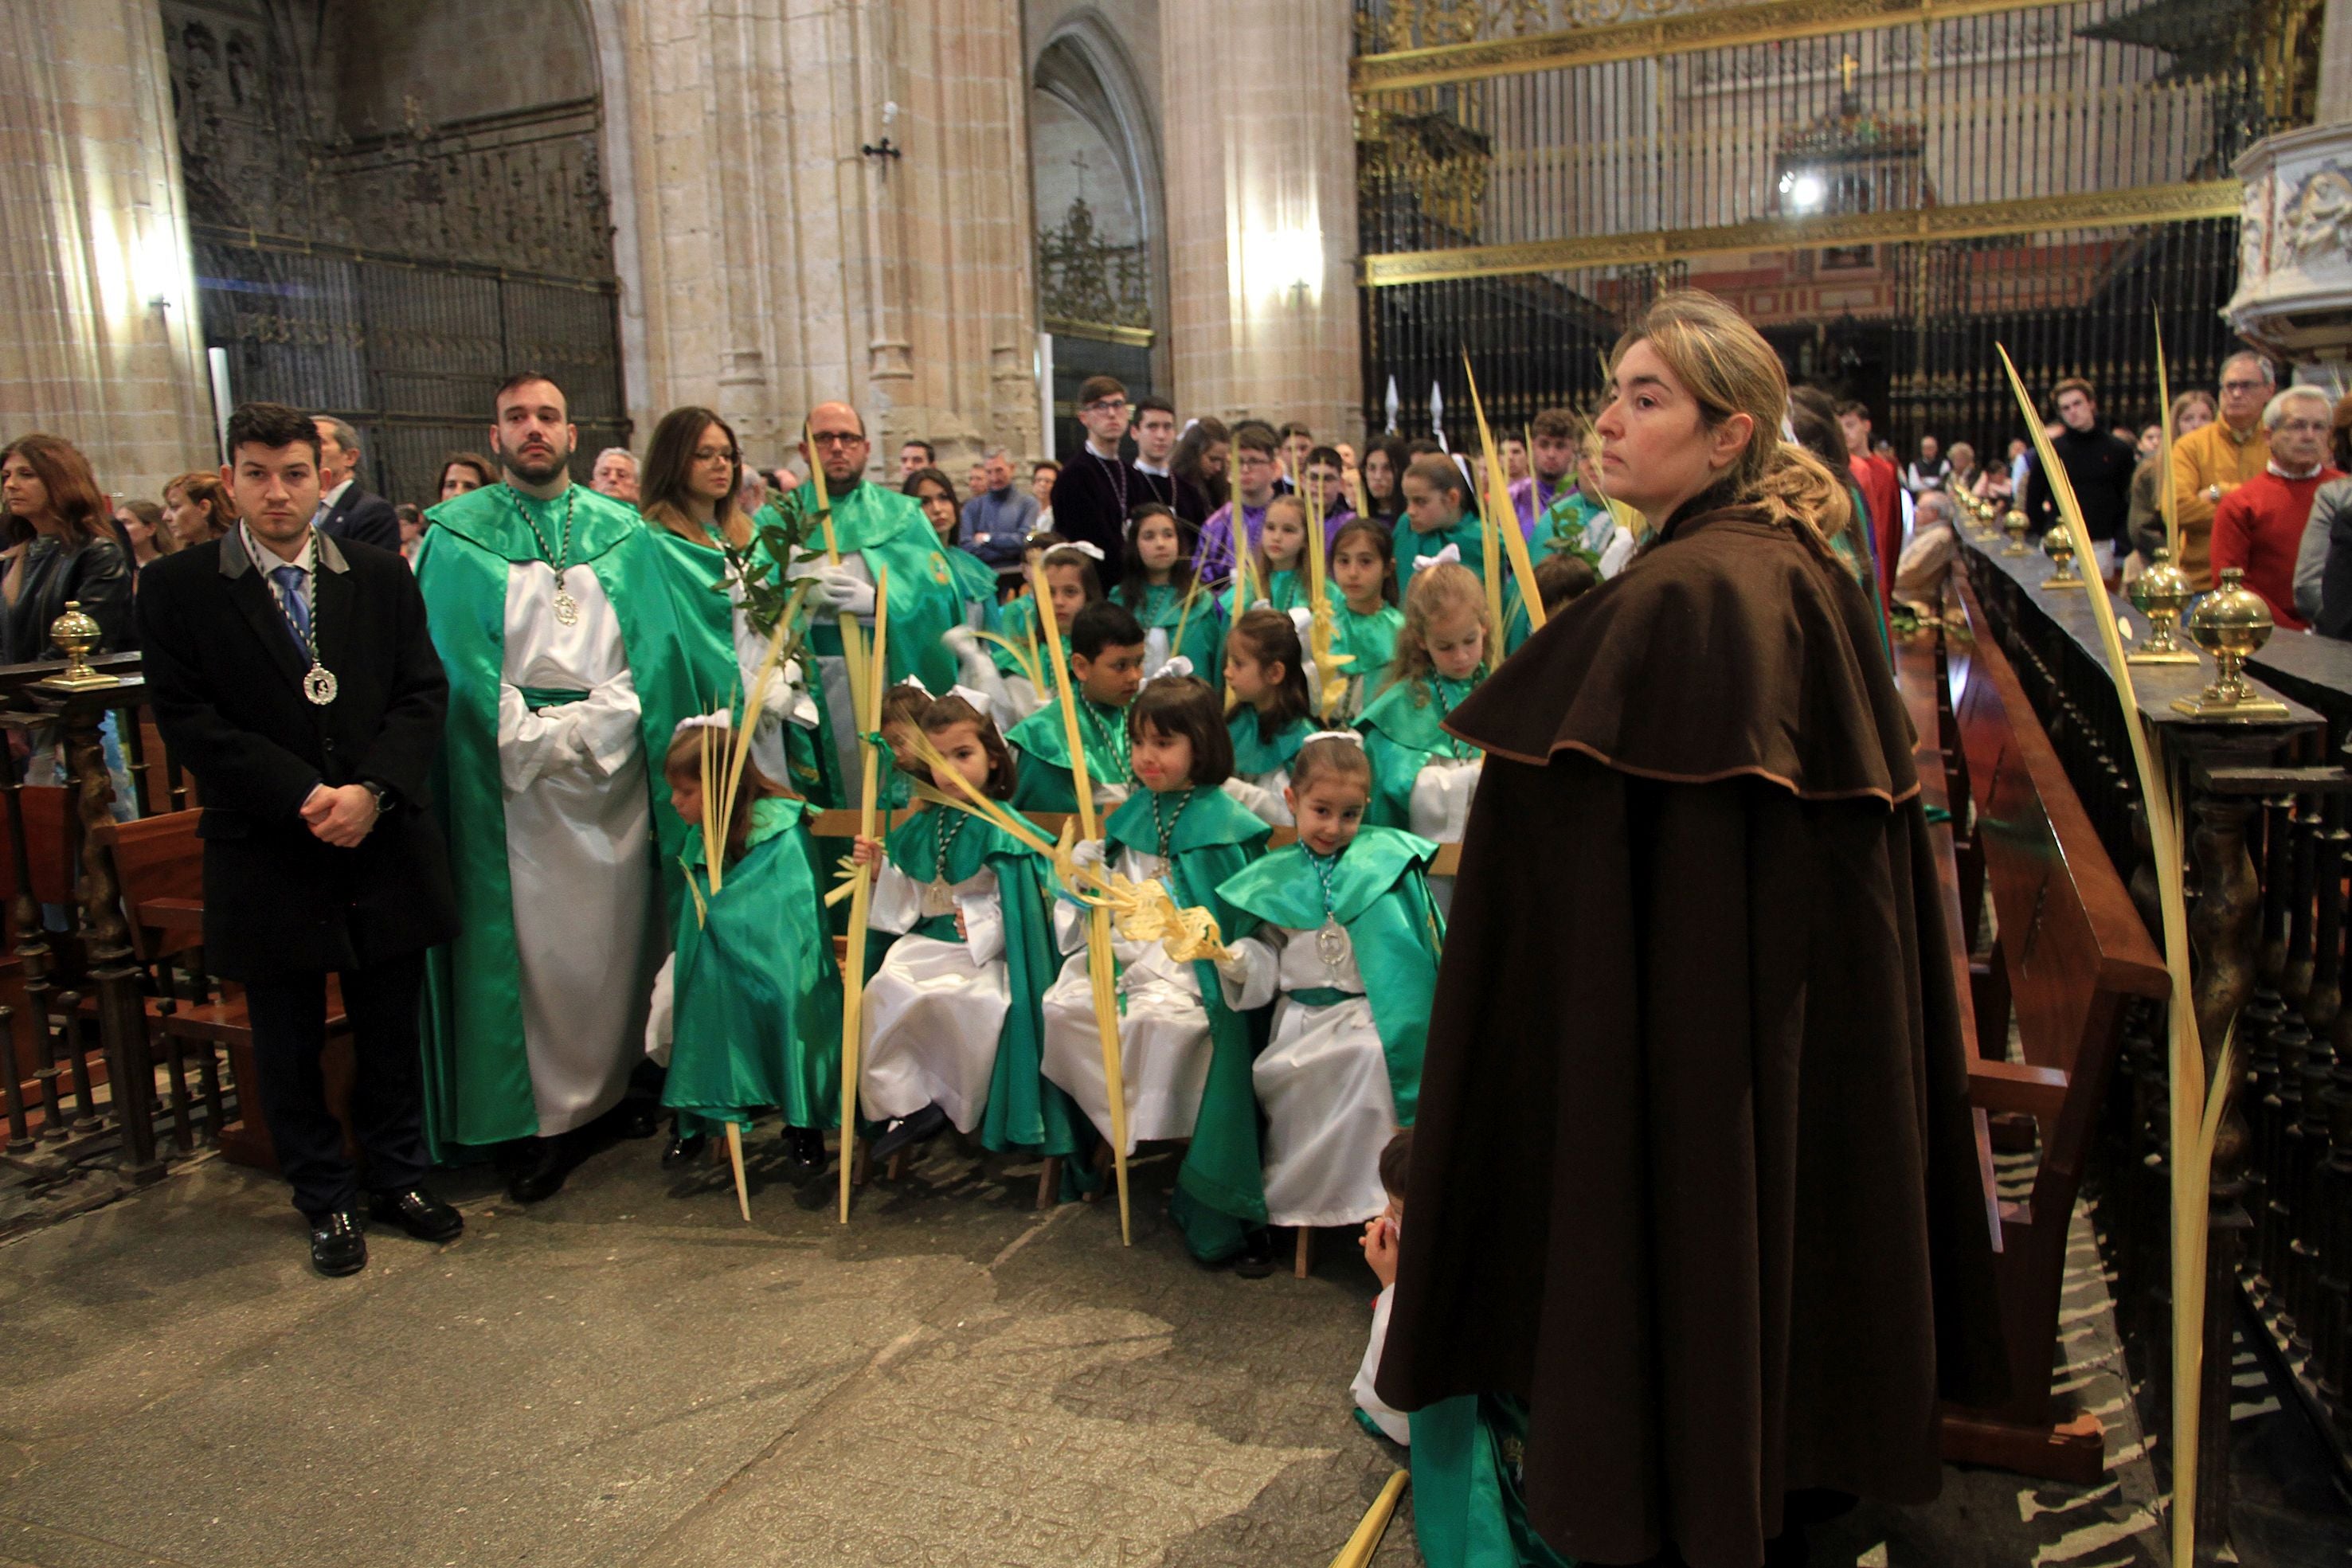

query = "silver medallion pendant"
(303, 664), (339, 706)
(553, 588), (581, 626)
(1316, 917), (1348, 970)
(921, 878), (957, 918)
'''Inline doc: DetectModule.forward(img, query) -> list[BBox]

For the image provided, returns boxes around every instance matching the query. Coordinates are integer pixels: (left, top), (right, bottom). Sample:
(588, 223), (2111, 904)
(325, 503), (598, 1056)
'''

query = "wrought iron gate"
(1355, 0), (2320, 450)
(192, 227), (628, 508)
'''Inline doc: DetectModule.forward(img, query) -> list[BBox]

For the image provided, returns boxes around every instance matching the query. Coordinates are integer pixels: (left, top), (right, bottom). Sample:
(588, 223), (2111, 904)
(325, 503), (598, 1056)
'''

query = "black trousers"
(243, 952), (429, 1218)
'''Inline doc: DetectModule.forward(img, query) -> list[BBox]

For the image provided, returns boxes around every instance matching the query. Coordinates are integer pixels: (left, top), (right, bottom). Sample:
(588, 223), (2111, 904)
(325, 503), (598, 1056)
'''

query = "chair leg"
(885, 1148), (908, 1183)
(196, 1042), (225, 1145)
(1036, 1155), (1062, 1210)
(1294, 1227), (1313, 1280)
(851, 1135), (872, 1189)
(164, 1037), (193, 1154)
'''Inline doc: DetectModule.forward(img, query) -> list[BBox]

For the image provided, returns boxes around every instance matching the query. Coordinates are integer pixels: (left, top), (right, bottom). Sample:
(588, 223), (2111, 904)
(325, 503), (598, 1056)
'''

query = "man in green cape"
(415, 373), (695, 1202)
(774, 401), (965, 806)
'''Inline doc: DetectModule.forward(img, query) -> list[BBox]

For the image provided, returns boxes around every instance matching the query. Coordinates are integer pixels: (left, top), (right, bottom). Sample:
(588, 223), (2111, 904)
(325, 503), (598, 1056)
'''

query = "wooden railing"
(1956, 535), (2352, 1555)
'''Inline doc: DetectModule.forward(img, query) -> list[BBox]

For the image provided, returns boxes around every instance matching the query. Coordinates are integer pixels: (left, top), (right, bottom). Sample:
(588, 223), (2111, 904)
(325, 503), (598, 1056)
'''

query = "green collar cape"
(1228, 709), (1311, 778)
(1357, 671), (1484, 829)
(1216, 827), (1442, 1123)
(1115, 582), (1224, 690)
(648, 524), (828, 797)
(777, 481), (964, 806)
(1007, 697), (1131, 813)
(667, 796), (843, 1135)
(414, 480), (699, 1154)
(882, 808), (1090, 1160)
(1102, 787), (1272, 1261)
(1395, 512), (1489, 581)
(1219, 568), (1305, 620)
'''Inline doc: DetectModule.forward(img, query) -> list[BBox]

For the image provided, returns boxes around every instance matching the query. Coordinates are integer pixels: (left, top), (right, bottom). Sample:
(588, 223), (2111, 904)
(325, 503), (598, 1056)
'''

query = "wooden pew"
(1930, 574), (2171, 1483)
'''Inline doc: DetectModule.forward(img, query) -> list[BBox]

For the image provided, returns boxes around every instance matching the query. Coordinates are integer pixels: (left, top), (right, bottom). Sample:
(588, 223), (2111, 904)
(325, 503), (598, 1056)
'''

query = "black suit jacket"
(318, 483), (401, 553)
(135, 530), (458, 980)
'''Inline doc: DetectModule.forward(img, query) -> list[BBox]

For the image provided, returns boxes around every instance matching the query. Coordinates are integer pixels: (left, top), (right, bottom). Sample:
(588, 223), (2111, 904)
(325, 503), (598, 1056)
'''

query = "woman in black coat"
(1, 432), (134, 661)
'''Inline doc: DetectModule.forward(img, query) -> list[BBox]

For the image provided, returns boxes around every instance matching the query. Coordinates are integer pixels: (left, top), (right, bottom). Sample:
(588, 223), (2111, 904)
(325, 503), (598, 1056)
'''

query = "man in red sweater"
(2213, 386), (2342, 631)
(1840, 401), (1904, 612)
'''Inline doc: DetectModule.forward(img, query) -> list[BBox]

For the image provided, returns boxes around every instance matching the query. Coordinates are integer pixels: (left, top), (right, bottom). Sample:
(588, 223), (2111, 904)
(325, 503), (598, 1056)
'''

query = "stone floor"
(0, 1129), (2332, 1568)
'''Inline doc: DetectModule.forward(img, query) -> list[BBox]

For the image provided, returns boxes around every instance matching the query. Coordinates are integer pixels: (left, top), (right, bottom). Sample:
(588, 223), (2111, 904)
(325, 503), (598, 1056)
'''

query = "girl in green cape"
(1214, 735), (1441, 1230)
(1395, 452), (1488, 581)
(1327, 518), (1404, 723)
(1110, 504), (1221, 680)
(1218, 493), (1311, 620)
(848, 690), (1090, 1167)
(648, 715), (843, 1179)
(1358, 561), (1490, 916)
(991, 541), (1097, 721)
(1222, 608), (1314, 827)
(1038, 674), (1278, 1272)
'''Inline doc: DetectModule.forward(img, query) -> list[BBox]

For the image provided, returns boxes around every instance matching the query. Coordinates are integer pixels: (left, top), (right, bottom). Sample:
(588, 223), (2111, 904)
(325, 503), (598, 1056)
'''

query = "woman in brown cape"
(1375, 291), (2006, 1568)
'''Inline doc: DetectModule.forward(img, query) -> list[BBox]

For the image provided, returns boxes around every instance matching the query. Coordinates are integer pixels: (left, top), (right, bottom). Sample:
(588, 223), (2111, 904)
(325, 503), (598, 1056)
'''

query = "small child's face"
(1426, 607), (1486, 682)
(1288, 775), (1368, 858)
(884, 719), (920, 772)
(1223, 643), (1273, 704)
(1130, 722), (1195, 792)
(1333, 539), (1385, 607)
(1045, 565), (1089, 626)
(668, 776), (702, 827)
(1075, 641), (1146, 707)
(931, 721), (994, 793)
(1133, 514), (1182, 575)
(1260, 509), (1306, 570)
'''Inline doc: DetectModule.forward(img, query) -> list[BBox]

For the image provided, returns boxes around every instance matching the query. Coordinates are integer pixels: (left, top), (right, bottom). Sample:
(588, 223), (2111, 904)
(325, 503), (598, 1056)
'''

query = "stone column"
(2226, 0), (2352, 366)
(1160, 0), (1362, 440)
(592, 0), (1039, 474)
(0, 0), (214, 502)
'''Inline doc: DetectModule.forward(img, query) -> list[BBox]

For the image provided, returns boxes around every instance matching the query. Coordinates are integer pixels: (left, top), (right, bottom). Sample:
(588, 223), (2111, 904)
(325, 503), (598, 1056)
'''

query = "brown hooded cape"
(1375, 502), (2006, 1568)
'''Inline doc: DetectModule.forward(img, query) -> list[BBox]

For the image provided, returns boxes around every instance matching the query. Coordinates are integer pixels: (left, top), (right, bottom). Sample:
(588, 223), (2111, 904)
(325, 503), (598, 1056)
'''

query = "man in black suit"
(311, 416), (401, 552)
(138, 401), (462, 1277)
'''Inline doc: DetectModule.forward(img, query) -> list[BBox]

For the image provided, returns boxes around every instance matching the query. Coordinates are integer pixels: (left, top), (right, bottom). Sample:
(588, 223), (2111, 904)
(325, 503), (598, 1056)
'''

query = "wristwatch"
(361, 780), (393, 815)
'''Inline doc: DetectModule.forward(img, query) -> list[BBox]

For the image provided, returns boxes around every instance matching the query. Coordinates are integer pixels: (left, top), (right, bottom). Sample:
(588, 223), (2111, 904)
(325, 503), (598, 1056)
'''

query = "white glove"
(1094, 780), (1131, 810)
(1070, 839), (1109, 875)
(941, 624), (979, 657)
(785, 555), (879, 616)
(1214, 949), (1251, 984)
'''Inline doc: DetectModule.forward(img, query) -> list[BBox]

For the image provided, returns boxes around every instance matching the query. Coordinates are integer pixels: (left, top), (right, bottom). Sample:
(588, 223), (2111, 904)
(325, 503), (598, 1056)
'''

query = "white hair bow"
(1062, 539), (1106, 562)
(896, 672), (996, 714)
(672, 711), (733, 740)
(1139, 655), (1196, 689)
(1301, 729), (1365, 748)
(1411, 542), (1463, 575)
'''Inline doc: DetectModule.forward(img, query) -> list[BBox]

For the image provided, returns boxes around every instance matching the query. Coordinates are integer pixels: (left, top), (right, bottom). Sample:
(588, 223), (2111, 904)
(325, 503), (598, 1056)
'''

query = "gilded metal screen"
(1355, 0), (2319, 449)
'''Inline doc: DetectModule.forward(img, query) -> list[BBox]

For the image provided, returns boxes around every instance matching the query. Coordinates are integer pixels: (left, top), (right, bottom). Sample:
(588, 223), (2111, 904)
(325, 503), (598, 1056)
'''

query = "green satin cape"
(413, 482), (697, 1154)
(648, 524), (826, 796)
(1007, 697), (1131, 813)
(1331, 601), (1403, 718)
(1111, 581), (1222, 675)
(666, 796), (844, 1133)
(1395, 512), (1489, 581)
(1227, 709), (1312, 780)
(1102, 787), (1272, 1261)
(1410, 1394), (1575, 1568)
(1213, 827), (1442, 1122)
(1356, 672), (1485, 830)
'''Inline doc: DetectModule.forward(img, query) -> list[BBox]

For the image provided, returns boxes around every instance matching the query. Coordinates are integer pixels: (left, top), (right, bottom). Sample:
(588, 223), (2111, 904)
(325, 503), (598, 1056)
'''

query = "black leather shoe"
(871, 1104), (948, 1163)
(616, 1098), (661, 1140)
(661, 1128), (708, 1169)
(779, 1125), (828, 1183)
(506, 1136), (574, 1203)
(308, 1210), (367, 1277)
(1235, 1226), (1277, 1280)
(368, 1186), (464, 1244)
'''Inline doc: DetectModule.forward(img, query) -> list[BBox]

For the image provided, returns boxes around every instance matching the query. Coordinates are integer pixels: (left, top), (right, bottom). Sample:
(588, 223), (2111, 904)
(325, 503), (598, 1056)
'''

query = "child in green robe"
(1359, 562), (1489, 915)
(1222, 608), (1313, 827)
(992, 538), (1097, 721)
(1111, 503), (1219, 680)
(1221, 492), (1311, 620)
(1395, 452), (1487, 581)
(1038, 675), (1277, 1272)
(1328, 519), (1403, 722)
(1215, 736), (1441, 1232)
(849, 692), (1090, 1169)
(1007, 599), (1145, 815)
(649, 716), (843, 1183)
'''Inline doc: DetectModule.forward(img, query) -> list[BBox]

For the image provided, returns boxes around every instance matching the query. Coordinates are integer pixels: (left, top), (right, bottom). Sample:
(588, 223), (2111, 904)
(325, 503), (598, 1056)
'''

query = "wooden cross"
(1840, 51), (1859, 90)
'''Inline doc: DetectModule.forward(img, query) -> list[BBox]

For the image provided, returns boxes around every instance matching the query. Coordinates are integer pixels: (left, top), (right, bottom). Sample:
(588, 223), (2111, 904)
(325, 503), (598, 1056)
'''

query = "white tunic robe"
(1221, 921), (1398, 1228)
(496, 562), (661, 1136)
(860, 860), (1012, 1132)
(1039, 844), (1214, 1151)
(1410, 757), (1481, 919)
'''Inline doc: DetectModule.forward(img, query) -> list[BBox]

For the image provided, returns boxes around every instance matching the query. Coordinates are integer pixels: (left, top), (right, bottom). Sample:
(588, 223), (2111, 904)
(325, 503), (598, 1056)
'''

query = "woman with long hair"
(437, 452), (495, 504)
(1376, 290), (2002, 1568)
(1360, 433), (1410, 524)
(1172, 416), (1231, 513)
(162, 471), (236, 549)
(0, 433), (133, 660)
(117, 499), (177, 571)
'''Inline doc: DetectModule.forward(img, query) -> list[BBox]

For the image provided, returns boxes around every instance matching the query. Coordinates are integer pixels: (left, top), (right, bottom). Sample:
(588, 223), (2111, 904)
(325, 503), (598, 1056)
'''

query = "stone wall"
(0, 0), (215, 503)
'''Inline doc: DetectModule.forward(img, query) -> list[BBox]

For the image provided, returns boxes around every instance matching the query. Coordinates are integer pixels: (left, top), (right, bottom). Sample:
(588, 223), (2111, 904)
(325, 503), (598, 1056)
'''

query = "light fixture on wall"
(1244, 225), (1322, 302)
(1778, 167), (1828, 214)
(862, 100), (903, 173)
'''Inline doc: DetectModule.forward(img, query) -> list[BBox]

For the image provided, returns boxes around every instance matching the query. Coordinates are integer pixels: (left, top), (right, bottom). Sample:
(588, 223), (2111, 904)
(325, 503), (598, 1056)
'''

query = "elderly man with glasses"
(2171, 350), (2278, 589)
(2211, 385), (2342, 631)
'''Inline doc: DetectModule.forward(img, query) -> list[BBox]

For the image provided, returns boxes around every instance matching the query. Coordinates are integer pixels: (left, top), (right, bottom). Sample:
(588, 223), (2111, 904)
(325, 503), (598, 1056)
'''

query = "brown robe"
(1375, 501), (2006, 1568)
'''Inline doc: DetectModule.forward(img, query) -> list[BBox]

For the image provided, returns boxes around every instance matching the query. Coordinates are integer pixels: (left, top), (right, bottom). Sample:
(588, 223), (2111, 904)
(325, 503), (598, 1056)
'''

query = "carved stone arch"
(1032, 11), (1168, 386)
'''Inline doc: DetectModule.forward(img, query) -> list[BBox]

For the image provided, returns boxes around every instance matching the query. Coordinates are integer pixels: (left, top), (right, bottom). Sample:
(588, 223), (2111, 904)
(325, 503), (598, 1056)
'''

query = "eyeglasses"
(808, 431), (864, 448)
(1084, 397), (1129, 414)
(692, 446), (739, 463)
(1235, 453), (1277, 471)
(2221, 380), (2270, 395)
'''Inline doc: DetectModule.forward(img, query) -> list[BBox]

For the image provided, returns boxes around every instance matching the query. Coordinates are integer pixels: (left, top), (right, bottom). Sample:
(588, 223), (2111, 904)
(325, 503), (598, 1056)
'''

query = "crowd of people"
(31, 287), (2240, 1566)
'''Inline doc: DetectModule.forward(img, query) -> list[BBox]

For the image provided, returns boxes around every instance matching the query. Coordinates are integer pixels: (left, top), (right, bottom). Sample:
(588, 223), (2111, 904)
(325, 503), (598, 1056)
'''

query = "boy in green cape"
(1007, 599), (1145, 814)
(1037, 675), (1277, 1271)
